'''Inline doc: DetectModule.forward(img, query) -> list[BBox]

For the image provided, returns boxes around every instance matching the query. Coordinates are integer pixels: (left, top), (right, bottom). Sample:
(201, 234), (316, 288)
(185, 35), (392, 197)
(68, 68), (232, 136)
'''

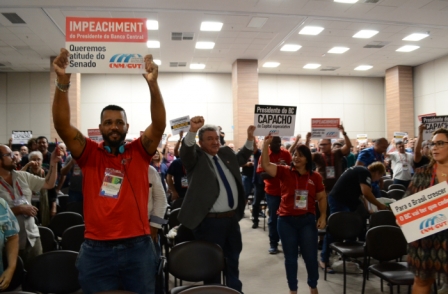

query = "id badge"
(181, 176), (188, 188)
(73, 165), (81, 176)
(326, 166), (335, 179)
(294, 190), (308, 210)
(402, 164), (409, 171)
(99, 168), (124, 199)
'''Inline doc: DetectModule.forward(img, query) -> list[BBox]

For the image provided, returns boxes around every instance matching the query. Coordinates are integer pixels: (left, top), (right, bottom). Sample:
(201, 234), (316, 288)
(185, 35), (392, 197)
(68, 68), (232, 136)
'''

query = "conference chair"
(66, 201), (84, 217)
(387, 189), (405, 201)
(178, 285), (240, 293)
(388, 184), (407, 192)
(38, 226), (57, 253)
(48, 212), (84, 239)
(383, 179), (394, 191)
(60, 224), (85, 252)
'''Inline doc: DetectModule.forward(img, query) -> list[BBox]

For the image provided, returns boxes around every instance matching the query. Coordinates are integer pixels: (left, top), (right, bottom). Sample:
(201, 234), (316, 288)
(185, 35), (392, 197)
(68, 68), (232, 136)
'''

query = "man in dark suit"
(179, 116), (255, 293)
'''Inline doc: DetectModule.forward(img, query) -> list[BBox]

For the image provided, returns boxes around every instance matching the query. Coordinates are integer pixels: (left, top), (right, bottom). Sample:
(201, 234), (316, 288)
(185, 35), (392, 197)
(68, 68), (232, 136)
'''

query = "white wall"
(0, 72), (51, 144)
(414, 54), (448, 135)
(0, 71), (386, 145)
(80, 73), (234, 141)
(259, 74), (385, 140)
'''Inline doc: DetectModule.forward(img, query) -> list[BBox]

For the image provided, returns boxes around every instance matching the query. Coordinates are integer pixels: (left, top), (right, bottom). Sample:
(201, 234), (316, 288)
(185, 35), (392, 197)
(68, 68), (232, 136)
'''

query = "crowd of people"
(0, 47), (446, 294)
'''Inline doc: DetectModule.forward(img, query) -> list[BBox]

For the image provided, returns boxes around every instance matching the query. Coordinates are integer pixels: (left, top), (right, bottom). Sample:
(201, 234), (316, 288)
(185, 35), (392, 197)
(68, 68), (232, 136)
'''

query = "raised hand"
(52, 48), (71, 82)
(418, 124), (426, 134)
(247, 125), (256, 141)
(189, 116), (205, 132)
(142, 54), (158, 84)
(264, 134), (273, 147)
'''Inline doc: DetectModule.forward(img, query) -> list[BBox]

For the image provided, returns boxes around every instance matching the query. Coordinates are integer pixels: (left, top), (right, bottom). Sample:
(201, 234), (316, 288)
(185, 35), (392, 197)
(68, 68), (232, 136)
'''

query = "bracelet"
(55, 79), (70, 92)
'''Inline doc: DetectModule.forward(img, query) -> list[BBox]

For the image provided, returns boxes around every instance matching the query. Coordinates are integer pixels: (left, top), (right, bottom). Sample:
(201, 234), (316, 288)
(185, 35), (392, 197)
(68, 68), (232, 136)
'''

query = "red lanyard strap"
(431, 164), (438, 186)
(0, 179), (20, 200)
(322, 152), (334, 167)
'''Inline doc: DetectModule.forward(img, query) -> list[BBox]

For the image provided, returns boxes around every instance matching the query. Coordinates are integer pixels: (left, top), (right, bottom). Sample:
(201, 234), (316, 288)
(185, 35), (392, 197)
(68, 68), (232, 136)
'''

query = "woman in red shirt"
(262, 135), (327, 294)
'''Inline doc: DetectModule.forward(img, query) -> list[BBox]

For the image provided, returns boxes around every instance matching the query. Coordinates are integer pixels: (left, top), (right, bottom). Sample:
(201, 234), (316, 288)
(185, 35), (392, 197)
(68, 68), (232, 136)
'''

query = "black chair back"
(66, 201), (83, 217)
(387, 189), (405, 201)
(369, 210), (398, 229)
(60, 224), (85, 252)
(2, 255), (25, 291)
(180, 285), (240, 293)
(48, 212), (84, 238)
(22, 250), (80, 293)
(168, 240), (225, 282)
(170, 198), (184, 210)
(365, 225), (407, 261)
(168, 208), (181, 230)
(380, 190), (388, 198)
(383, 179), (394, 191)
(174, 224), (195, 245)
(388, 184), (406, 191)
(327, 211), (364, 240)
(38, 226), (57, 252)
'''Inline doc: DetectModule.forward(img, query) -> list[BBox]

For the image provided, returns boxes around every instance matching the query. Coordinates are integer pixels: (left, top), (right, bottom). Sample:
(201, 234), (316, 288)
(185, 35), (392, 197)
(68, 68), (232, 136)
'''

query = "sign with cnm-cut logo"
(311, 118), (340, 139)
(391, 181), (448, 243)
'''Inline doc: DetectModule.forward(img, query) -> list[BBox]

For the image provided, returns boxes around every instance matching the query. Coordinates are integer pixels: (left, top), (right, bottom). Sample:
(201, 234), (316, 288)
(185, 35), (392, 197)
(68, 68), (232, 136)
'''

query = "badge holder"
(326, 166), (335, 179)
(99, 168), (124, 199)
(294, 190), (308, 210)
(181, 176), (188, 188)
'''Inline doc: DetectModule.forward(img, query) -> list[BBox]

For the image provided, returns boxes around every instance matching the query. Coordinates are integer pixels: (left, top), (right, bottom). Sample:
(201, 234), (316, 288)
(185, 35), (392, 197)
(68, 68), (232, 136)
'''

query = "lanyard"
(295, 172), (310, 191)
(0, 179), (23, 201)
(399, 153), (408, 164)
(431, 164), (440, 186)
(322, 152), (334, 167)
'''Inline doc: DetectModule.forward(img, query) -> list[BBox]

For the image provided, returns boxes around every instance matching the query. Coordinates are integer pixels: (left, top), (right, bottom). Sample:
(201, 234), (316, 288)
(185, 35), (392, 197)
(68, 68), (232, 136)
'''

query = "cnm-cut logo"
(269, 130), (279, 135)
(420, 214), (447, 234)
(326, 132), (337, 137)
(109, 54), (144, 69)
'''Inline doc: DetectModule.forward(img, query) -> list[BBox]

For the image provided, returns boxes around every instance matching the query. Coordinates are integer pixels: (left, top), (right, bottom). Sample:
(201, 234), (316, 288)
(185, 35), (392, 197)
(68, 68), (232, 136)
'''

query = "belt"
(84, 235), (149, 247)
(207, 210), (236, 218)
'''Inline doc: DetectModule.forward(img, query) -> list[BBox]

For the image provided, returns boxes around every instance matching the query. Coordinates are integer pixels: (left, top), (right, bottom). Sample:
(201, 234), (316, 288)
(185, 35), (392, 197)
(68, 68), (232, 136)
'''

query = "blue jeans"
(266, 193), (281, 248)
(278, 214), (319, 291)
(193, 215), (243, 292)
(242, 175), (253, 201)
(76, 235), (158, 294)
(251, 183), (265, 223)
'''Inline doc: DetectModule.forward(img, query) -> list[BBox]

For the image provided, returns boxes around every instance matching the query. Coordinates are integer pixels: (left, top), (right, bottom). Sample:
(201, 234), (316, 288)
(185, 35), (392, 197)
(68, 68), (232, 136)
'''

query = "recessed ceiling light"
(190, 63), (205, 69)
(303, 63), (321, 69)
(355, 65), (373, 71)
(280, 44), (302, 52)
(353, 30), (378, 39)
(328, 47), (350, 54)
(263, 62), (280, 68)
(195, 42), (215, 49)
(334, 0), (358, 3)
(299, 26), (324, 36)
(200, 22), (223, 31)
(403, 33), (429, 41)
(146, 40), (160, 48)
(154, 59), (161, 66)
(396, 45), (420, 52)
(146, 20), (158, 30)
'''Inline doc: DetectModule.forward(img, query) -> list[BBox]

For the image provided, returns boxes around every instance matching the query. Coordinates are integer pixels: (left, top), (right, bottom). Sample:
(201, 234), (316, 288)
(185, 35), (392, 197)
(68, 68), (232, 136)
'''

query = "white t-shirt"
(0, 170), (44, 249)
(389, 152), (414, 181)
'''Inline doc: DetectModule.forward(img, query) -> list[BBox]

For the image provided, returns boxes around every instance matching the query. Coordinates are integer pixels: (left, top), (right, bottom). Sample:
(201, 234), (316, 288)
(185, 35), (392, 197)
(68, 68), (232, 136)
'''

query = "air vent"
(320, 66), (340, 71)
(170, 62), (187, 67)
(171, 32), (195, 41)
(364, 41), (389, 49)
(1, 13), (26, 24)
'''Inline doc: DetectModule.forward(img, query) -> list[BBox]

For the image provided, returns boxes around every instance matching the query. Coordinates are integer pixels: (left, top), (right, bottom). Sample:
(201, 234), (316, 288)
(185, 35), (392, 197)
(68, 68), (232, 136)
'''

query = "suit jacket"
(178, 141), (252, 229)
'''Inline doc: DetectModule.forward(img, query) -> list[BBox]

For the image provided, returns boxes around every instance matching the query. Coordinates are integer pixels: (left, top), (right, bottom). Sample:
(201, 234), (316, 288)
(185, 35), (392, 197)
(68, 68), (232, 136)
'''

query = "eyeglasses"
(429, 141), (448, 148)
(1, 152), (14, 159)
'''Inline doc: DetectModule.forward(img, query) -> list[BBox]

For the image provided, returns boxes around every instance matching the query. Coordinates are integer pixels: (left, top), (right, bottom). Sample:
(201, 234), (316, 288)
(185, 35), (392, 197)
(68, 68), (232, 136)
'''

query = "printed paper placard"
(11, 131), (32, 144)
(65, 17), (148, 74)
(169, 116), (191, 135)
(393, 132), (408, 143)
(158, 134), (167, 149)
(357, 134), (368, 143)
(88, 129), (102, 143)
(418, 113), (436, 122)
(253, 104), (296, 137)
(422, 115), (448, 141)
(311, 118), (340, 139)
(391, 182), (448, 243)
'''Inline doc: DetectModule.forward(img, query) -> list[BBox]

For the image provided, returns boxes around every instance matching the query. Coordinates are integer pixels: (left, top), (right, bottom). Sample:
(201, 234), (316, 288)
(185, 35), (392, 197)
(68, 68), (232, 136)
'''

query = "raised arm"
(414, 124), (426, 164)
(52, 49), (85, 158)
(180, 116), (204, 170)
(42, 150), (61, 190)
(235, 125), (255, 166)
(339, 124), (352, 156)
(141, 55), (166, 155)
(174, 131), (184, 158)
(288, 134), (301, 153)
(261, 135), (278, 178)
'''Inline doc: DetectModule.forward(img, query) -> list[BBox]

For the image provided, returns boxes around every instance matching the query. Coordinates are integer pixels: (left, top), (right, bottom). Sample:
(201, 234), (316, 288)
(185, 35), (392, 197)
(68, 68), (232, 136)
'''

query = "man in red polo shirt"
(257, 136), (292, 254)
(52, 48), (166, 294)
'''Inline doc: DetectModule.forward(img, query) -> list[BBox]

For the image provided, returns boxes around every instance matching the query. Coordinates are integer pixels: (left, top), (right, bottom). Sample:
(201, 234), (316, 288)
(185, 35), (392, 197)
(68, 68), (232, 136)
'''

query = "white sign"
(65, 17), (148, 74)
(357, 134), (368, 143)
(391, 182), (448, 243)
(158, 134), (167, 149)
(87, 129), (102, 143)
(422, 115), (448, 141)
(169, 116), (191, 135)
(11, 131), (32, 144)
(393, 132), (408, 143)
(253, 104), (296, 137)
(311, 118), (340, 139)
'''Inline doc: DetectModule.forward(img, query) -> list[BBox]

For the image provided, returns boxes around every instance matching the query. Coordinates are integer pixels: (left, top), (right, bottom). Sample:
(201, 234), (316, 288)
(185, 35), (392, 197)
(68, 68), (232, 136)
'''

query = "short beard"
(102, 131), (127, 148)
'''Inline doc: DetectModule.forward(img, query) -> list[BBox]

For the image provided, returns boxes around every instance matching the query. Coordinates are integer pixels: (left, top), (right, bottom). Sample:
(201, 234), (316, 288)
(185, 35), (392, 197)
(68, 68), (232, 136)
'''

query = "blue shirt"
(0, 198), (19, 274)
(357, 147), (384, 166)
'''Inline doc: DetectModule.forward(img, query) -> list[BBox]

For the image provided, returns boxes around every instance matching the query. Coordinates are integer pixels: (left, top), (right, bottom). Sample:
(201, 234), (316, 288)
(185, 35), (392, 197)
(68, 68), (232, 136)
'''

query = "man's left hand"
(150, 226), (158, 242)
(338, 123), (345, 133)
(143, 54), (158, 84)
(247, 125), (256, 141)
(50, 149), (62, 164)
(317, 216), (326, 229)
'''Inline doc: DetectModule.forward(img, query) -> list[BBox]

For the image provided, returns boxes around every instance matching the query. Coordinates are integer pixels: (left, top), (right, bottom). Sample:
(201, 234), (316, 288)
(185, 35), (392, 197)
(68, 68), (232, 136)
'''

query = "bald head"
(374, 138), (388, 153)
(0, 144), (9, 155)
